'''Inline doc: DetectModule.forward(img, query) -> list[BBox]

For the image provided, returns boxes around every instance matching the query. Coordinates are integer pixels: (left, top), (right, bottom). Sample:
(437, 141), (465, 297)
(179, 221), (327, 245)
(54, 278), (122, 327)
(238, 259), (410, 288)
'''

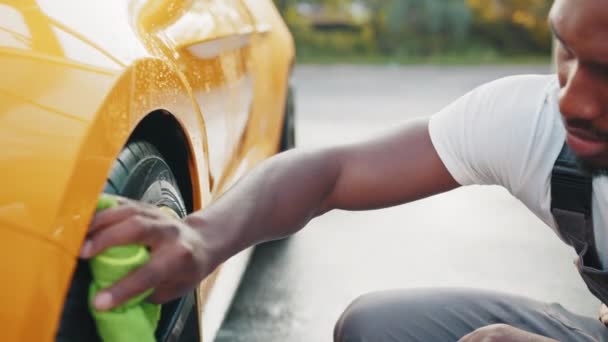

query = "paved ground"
(215, 65), (599, 342)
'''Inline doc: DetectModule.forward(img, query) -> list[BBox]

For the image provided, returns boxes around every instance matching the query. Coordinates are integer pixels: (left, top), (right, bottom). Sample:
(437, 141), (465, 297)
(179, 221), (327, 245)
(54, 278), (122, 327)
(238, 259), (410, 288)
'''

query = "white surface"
(201, 247), (254, 342)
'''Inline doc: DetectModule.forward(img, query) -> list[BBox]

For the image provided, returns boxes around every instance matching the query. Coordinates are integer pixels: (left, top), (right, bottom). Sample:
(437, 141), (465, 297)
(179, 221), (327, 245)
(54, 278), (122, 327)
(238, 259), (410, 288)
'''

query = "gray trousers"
(334, 288), (608, 341)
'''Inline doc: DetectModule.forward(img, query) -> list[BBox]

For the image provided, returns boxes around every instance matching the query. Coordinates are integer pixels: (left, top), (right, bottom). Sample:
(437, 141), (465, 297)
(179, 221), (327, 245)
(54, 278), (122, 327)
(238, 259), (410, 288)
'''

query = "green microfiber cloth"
(89, 194), (161, 342)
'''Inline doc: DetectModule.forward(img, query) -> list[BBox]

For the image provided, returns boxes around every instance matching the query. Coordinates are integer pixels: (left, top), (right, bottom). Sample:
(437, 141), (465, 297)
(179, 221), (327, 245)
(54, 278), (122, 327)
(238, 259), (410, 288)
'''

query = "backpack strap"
(551, 143), (593, 250)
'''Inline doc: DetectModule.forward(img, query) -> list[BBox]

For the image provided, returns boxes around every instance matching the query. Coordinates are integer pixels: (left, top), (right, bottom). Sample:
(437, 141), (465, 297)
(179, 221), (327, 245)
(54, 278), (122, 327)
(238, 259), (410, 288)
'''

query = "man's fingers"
(600, 304), (608, 324)
(457, 331), (473, 342)
(599, 304), (608, 325)
(90, 199), (160, 233)
(147, 281), (190, 304)
(93, 256), (166, 311)
(459, 331), (476, 341)
(90, 202), (139, 233)
(86, 198), (206, 312)
(81, 215), (161, 258)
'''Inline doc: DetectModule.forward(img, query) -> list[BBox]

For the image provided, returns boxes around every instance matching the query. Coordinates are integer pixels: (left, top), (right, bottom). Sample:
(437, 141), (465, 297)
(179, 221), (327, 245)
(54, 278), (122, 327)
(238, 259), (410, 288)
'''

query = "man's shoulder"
(429, 72), (562, 225)
(474, 74), (558, 105)
(482, 73), (557, 89)
(473, 73), (563, 228)
(494, 75), (563, 227)
(467, 74), (560, 134)
(428, 73), (561, 188)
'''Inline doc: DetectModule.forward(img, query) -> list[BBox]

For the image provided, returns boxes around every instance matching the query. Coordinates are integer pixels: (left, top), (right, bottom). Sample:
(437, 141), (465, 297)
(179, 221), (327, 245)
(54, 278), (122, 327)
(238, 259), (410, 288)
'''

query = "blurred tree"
(466, 0), (552, 52)
(273, 0), (552, 60)
(361, 0), (391, 54)
(275, 0), (292, 12)
(382, 0), (472, 55)
(292, 0), (351, 9)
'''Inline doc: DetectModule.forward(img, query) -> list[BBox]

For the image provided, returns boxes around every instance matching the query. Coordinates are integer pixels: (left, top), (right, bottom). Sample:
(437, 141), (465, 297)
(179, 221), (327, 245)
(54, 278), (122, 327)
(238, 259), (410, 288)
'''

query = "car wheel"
(56, 141), (199, 342)
(280, 85), (296, 151)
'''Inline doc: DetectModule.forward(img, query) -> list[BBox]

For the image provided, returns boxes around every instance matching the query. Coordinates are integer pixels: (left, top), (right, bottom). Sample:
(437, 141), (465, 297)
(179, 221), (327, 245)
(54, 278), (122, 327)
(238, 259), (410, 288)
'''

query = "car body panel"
(0, 0), (294, 340)
(134, 0), (257, 182)
(0, 222), (74, 342)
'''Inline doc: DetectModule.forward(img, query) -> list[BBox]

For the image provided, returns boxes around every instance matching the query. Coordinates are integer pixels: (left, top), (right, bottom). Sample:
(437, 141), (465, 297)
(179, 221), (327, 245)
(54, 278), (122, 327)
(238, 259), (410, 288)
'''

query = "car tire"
(280, 85), (296, 151)
(56, 141), (199, 342)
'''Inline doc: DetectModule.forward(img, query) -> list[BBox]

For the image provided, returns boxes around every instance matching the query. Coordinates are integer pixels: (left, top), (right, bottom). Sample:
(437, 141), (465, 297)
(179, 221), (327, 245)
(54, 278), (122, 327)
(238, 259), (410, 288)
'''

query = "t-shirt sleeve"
(428, 75), (557, 190)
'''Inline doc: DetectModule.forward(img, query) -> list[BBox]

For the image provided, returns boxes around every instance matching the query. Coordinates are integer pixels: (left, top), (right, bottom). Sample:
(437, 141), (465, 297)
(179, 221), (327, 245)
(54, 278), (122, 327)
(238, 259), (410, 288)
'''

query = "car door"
(134, 0), (256, 187)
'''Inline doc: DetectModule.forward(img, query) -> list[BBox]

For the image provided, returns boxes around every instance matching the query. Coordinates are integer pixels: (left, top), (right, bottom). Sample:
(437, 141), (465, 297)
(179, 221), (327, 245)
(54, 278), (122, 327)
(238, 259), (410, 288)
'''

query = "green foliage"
(467, 0), (552, 52)
(382, 0), (472, 55)
(275, 0), (553, 62)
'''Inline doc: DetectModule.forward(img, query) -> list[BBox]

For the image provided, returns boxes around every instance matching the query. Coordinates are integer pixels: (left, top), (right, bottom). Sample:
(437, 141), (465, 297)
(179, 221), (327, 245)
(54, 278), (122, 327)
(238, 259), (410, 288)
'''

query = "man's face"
(551, 0), (608, 173)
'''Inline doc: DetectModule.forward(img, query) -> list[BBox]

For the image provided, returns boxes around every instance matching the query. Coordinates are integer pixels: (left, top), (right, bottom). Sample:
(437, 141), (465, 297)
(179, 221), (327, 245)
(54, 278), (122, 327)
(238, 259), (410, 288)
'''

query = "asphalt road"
(215, 65), (599, 342)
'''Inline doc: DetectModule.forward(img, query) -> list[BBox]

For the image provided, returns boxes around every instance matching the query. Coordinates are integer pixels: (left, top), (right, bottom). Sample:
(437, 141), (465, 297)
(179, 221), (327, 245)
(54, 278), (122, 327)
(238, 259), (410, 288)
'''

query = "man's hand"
(599, 304), (608, 325)
(80, 198), (217, 311)
(459, 324), (558, 342)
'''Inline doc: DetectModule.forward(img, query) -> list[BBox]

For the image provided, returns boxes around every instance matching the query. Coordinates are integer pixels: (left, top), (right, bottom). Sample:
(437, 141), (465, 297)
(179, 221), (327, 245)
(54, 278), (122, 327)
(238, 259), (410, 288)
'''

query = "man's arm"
(194, 117), (459, 261)
(82, 117), (459, 309)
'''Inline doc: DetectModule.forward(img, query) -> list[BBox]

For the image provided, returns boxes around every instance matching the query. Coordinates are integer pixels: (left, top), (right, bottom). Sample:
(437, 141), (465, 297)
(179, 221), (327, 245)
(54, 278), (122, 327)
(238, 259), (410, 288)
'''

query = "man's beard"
(566, 119), (608, 176)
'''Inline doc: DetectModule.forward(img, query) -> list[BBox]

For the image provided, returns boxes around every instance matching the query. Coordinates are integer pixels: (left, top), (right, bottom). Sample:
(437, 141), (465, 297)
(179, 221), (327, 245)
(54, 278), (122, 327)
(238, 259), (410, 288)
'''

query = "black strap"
(551, 143), (593, 249)
(551, 143), (592, 216)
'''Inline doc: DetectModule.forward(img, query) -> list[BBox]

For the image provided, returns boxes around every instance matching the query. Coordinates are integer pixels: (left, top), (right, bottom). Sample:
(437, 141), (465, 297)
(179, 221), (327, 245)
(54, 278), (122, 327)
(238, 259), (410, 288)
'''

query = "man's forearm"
(185, 148), (341, 265)
(185, 119), (459, 267)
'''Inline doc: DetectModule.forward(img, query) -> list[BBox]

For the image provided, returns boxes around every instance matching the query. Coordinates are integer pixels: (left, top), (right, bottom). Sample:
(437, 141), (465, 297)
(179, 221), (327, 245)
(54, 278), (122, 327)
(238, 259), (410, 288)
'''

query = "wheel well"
(128, 111), (194, 213)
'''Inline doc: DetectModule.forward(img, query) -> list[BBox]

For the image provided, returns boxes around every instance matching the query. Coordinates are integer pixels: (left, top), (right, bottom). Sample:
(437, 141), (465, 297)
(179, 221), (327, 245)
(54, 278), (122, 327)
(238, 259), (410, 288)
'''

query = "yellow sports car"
(0, 0), (295, 341)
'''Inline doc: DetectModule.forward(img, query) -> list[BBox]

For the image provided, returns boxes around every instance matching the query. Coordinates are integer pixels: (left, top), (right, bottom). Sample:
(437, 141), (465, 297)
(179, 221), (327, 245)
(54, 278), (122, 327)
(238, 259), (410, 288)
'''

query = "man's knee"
(334, 290), (438, 342)
(334, 292), (382, 342)
(333, 288), (500, 342)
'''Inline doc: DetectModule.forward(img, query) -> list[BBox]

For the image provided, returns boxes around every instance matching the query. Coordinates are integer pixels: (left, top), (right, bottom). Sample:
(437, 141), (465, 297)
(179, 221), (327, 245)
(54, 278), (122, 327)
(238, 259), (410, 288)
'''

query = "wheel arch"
(54, 57), (212, 255)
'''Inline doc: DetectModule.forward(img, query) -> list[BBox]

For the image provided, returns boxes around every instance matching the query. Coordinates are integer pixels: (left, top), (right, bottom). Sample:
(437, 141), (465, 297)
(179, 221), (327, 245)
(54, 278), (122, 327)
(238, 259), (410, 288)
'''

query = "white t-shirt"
(429, 74), (608, 268)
